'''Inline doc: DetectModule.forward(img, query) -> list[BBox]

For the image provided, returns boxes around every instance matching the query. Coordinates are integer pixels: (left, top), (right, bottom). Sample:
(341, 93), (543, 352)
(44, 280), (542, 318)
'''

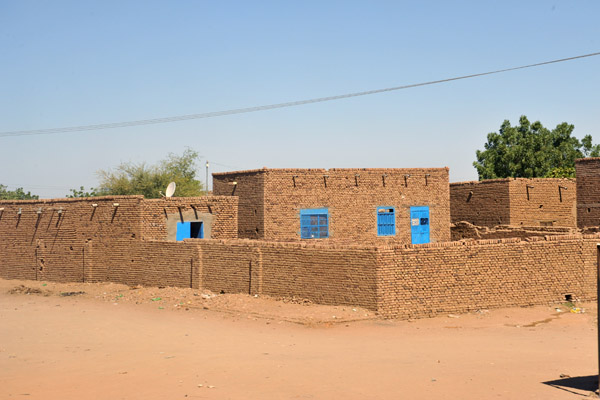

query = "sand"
(1, 278), (597, 399)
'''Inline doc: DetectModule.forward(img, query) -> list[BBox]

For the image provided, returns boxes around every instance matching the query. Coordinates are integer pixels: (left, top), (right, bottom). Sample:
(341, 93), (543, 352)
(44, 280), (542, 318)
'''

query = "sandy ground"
(1, 278), (598, 399)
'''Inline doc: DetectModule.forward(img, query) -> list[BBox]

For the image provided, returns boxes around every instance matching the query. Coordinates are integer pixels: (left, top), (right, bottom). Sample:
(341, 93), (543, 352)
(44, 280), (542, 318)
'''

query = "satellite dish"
(165, 182), (176, 198)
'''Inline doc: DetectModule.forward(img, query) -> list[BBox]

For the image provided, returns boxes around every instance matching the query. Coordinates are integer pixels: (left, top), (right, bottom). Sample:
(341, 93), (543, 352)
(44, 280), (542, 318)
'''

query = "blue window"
(300, 208), (329, 239)
(377, 207), (396, 236)
(176, 221), (204, 241)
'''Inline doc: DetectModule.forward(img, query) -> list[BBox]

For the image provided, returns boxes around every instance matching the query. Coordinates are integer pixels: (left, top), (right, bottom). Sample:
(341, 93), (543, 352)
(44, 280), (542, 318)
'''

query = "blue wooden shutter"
(176, 222), (191, 241)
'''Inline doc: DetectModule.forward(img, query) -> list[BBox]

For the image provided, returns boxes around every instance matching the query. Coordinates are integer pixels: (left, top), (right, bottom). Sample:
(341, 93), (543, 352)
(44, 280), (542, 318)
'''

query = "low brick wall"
(86, 239), (202, 289)
(377, 235), (598, 318)
(451, 221), (576, 241)
(196, 240), (380, 311)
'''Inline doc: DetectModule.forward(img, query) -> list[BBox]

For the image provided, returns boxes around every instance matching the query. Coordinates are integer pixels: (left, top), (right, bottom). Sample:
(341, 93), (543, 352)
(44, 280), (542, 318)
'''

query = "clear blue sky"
(1, 1), (599, 198)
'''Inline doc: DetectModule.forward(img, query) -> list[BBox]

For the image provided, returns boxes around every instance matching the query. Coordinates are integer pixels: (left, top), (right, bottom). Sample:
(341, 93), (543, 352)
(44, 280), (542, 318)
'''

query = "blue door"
(410, 206), (430, 244)
(176, 222), (191, 241)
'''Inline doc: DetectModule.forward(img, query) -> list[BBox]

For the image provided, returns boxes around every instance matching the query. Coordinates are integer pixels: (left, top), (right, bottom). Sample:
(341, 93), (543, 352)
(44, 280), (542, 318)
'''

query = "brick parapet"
(0, 195), (144, 205)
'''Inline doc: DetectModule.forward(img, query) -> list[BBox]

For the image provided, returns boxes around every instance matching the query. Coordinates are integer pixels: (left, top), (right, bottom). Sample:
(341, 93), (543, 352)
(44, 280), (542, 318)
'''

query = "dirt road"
(1, 278), (597, 399)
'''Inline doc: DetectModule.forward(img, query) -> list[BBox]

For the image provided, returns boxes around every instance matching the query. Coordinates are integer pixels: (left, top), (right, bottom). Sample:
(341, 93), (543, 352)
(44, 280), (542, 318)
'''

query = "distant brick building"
(575, 157), (600, 228)
(213, 167), (451, 244)
(450, 178), (576, 228)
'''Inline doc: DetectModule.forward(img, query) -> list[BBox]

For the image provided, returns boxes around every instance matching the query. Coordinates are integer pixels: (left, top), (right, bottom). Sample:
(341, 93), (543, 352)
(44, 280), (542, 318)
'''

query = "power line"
(1, 183), (73, 190)
(209, 161), (241, 170)
(1, 51), (599, 139)
(2, 158), (240, 190)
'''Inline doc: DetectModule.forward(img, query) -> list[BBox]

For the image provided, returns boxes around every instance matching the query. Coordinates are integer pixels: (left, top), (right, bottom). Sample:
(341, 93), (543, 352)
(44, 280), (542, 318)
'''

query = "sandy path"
(0, 279), (597, 399)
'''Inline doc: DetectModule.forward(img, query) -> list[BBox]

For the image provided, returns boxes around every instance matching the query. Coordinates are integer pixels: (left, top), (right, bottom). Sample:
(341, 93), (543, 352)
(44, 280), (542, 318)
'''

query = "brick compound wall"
(2, 210), (597, 318)
(196, 240), (379, 310)
(451, 178), (576, 228)
(377, 235), (597, 318)
(451, 221), (577, 241)
(1, 196), (597, 320)
(0, 196), (145, 282)
(73, 234), (600, 318)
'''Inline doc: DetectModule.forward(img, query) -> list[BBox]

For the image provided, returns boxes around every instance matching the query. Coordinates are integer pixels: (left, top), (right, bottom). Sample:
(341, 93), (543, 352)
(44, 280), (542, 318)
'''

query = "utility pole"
(205, 160), (209, 195)
(597, 243), (600, 393)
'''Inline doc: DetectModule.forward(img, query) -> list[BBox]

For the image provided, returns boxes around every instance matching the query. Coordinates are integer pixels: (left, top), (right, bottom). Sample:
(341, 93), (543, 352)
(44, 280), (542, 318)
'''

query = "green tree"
(473, 116), (600, 179)
(97, 148), (204, 198)
(66, 186), (103, 198)
(0, 184), (39, 200)
(543, 167), (576, 178)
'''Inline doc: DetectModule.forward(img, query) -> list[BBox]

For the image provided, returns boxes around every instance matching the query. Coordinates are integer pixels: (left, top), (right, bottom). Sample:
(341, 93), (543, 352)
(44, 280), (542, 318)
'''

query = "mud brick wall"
(213, 170), (265, 239)
(197, 241), (259, 294)
(141, 196), (238, 240)
(508, 178), (576, 227)
(451, 179), (510, 227)
(3, 195), (597, 320)
(451, 178), (576, 228)
(451, 221), (575, 241)
(0, 195), (235, 285)
(576, 158), (600, 228)
(377, 235), (599, 319)
(257, 242), (379, 309)
(198, 240), (380, 310)
(0, 196), (143, 282)
(86, 239), (202, 288)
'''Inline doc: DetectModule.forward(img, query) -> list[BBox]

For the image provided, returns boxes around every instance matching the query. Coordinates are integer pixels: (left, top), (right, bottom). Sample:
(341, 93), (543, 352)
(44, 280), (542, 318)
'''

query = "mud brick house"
(450, 178), (576, 228)
(213, 167), (451, 244)
(0, 195), (237, 283)
(576, 157), (600, 228)
(1, 184), (599, 320)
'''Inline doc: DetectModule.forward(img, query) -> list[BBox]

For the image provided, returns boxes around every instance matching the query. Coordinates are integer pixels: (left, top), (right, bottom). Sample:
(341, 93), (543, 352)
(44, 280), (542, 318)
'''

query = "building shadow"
(542, 375), (598, 396)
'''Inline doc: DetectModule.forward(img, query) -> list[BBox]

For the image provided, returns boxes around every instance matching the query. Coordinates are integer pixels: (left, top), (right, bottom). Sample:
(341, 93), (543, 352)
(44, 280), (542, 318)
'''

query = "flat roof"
(213, 167), (449, 176)
(450, 177), (575, 186)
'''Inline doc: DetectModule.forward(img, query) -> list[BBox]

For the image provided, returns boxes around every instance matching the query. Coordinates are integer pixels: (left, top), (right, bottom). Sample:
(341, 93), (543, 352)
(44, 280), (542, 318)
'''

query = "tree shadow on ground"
(542, 375), (598, 397)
